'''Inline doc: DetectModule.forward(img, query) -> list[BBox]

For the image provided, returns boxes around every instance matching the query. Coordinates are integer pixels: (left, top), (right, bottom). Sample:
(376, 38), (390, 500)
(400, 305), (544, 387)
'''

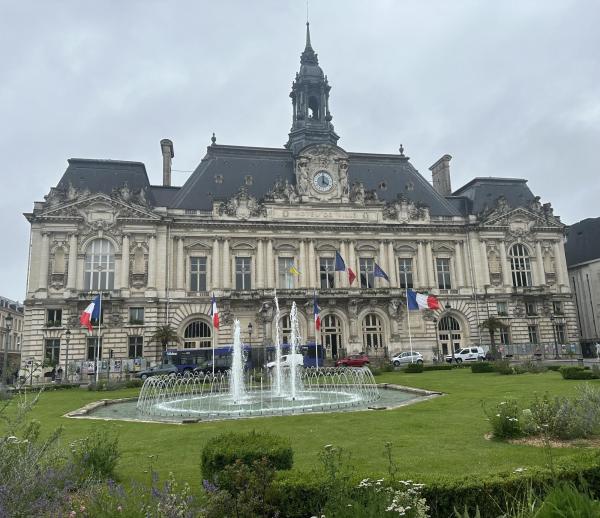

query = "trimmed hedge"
(471, 362), (495, 373)
(560, 366), (598, 380)
(405, 362), (424, 373)
(547, 365), (562, 372)
(266, 452), (600, 518)
(201, 431), (293, 482)
(423, 364), (454, 371)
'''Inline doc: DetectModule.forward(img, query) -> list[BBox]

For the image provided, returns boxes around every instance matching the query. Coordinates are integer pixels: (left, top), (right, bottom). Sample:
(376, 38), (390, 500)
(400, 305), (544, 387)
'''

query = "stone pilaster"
(417, 241), (426, 288)
(535, 241), (545, 286)
(500, 241), (511, 287)
(454, 240), (464, 288)
(256, 239), (264, 289)
(38, 232), (50, 291)
(211, 238), (220, 290)
(176, 237), (185, 290)
(67, 234), (78, 290)
(147, 235), (157, 289)
(266, 239), (274, 288)
(308, 240), (316, 288)
(481, 240), (490, 286)
(299, 240), (307, 288)
(425, 241), (434, 288)
(120, 234), (130, 290)
(387, 241), (397, 286)
(222, 238), (230, 289)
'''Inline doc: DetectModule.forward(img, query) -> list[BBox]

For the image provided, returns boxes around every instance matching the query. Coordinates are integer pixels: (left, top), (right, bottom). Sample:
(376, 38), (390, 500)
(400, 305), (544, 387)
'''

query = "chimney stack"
(160, 139), (174, 187)
(429, 154), (452, 197)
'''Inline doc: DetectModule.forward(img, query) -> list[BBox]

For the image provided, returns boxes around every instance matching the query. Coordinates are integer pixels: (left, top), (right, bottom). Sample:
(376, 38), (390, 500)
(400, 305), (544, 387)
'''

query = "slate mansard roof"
(565, 217), (600, 267)
(452, 177), (537, 215)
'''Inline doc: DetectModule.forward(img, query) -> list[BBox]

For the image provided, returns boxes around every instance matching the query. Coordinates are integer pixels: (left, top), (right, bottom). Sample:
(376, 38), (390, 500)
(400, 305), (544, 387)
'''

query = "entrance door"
(322, 314), (342, 359)
(438, 316), (462, 355)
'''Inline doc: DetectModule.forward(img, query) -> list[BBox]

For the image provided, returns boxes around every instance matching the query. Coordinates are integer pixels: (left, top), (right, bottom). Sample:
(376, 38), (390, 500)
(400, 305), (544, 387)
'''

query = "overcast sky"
(1, 0), (599, 302)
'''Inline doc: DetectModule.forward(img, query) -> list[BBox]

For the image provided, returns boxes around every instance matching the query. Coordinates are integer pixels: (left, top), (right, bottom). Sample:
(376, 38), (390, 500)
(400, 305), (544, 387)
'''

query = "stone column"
(387, 241), (397, 286)
(222, 239), (230, 289)
(499, 241), (511, 287)
(147, 235), (157, 289)
(120, 234), (130, 289)
(558, 239), (569, 287)
(535, 241), (546, 286)
(256, 239), (264, 289)
(454, 241), (464, 288)
(468, 232), (482, 290)
(176, 237), (185, 290)
(378, 241), (387, 287)
(299, 240), (307, 288)
(38, 232), (50, 291)
(211, 238), (220, 289)
(554, 240), (567, 286)
(266, 239), (274, 288)
(417, 241), (426, 288)
(425, 241), (435, 288)
(67, 234), (78, 289)
(308, 240), (316, 288)
(481, 241), (491, 286)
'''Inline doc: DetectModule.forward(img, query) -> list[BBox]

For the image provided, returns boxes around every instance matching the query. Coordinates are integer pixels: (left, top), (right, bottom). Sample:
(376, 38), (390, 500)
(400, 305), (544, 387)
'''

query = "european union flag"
(373, 263), (389, 282)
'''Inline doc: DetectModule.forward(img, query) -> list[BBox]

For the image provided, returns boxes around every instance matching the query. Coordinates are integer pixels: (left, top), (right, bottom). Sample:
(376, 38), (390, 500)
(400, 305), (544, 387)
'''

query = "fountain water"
(134, 296), (381, 421)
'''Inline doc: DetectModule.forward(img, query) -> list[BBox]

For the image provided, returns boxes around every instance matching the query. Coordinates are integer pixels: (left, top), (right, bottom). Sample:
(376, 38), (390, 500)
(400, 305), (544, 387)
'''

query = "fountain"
(134, 296), (382, 421)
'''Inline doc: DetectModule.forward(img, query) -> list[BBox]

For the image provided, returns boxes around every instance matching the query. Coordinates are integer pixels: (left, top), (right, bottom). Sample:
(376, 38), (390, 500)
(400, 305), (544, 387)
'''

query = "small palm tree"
(480, 317), (508, 360)
(148, 325), (181, 355)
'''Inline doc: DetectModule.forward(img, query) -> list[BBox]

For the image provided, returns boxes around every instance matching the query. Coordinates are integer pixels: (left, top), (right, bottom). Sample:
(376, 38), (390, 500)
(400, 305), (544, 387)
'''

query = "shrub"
(547, 365), (562, 372)
(71, 429), (120, 481)
(201, 430), (293, 482)
(471, 362), (494, 373)
(423, 364), (454, 371)
(493, 360), (525, 375)
(520, 360), (547, 374)
(560, 366), (597, 380)
(369, 367), (382, 376)
(536, 483), (600, 517)
(405, 362), (424, 373)
(484, 399), (523, 438)
(125, 378), (143, 388)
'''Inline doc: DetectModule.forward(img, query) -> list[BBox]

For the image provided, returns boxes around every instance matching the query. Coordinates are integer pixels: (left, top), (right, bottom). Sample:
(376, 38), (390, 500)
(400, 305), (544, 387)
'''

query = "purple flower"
(202, 479), (218, 493)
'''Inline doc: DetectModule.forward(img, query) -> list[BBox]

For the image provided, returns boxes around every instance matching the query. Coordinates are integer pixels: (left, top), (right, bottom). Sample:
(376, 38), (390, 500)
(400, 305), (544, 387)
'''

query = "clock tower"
(286, 23), (340, 156)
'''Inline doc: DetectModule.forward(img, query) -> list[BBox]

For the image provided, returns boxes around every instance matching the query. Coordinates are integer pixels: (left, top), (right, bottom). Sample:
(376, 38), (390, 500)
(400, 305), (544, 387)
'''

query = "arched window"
(438, 315), (462, 355)
(308, 96), (320, 119)
(183, 320), (212, 348)
(279, 315), (292, 344)
(510, 244), (532, 287)
(321, 314), (343, 359)
(84, 239), (115, 290)
(362, 314), (384, 349)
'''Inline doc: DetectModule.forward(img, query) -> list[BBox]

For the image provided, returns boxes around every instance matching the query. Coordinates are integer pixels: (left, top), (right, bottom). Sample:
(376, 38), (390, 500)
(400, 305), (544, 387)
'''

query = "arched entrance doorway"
(438, 315), (462, 355)
(321, 314), (342, 359)
(183, 320), (212, 348)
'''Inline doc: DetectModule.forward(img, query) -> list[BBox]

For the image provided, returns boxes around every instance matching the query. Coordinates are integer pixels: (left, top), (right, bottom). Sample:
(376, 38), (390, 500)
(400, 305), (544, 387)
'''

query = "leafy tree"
(148, 325), (181, 356)
(480, 317), (508, 360)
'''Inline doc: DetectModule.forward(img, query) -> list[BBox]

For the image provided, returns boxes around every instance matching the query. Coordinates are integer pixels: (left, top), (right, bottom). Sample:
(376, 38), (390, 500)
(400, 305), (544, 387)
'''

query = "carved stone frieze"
(480, 195), (562, 229)
(264, 177), (300, 204)
(216, 187), (266, 220)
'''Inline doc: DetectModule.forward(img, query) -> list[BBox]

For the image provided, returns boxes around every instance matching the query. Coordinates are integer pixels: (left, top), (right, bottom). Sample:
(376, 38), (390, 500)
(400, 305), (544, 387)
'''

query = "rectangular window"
(278, 257), (295, 289)
(87, 337), (103, 361)
(128, 336), (143, 358)
(527, 325), (539, 344)
(436, 258), (452, 289)
(320, 257), (335, 289)
(525, 302), (537, 316)
(359, 258), (375, 288)
(235, 257), (252, 290)
(499, 326), (510, 345)
(190, 256), (207, 292)
(46, 309), (62, 327)
(44, 339), (60, 364)
(496, 302), (508, 317)
(552, 301), (563, 315)
(555, 323), (566, 344)
(129, 307), (144, 325)
(398, 258), (413, 289)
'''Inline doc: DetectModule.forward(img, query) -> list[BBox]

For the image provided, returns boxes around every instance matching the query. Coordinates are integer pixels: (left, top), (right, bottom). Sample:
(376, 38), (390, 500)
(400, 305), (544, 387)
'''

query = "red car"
(335, 354), (370, 367)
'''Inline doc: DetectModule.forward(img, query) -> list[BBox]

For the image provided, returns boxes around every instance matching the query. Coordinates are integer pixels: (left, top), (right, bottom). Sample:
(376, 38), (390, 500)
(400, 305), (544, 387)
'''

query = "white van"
(266, 353), (304, 370)
(445, 346), (485, 363)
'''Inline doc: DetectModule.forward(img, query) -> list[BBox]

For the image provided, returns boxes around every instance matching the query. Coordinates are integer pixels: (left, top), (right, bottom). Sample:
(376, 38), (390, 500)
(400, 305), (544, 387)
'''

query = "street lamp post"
(64, 329), (71, 383)
(550, 315), (559, 359)
(3, 314), (13, 386)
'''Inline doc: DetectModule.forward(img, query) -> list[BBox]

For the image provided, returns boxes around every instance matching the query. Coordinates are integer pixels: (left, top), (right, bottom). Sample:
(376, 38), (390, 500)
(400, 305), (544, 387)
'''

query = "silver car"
(391, 351), (423, 366)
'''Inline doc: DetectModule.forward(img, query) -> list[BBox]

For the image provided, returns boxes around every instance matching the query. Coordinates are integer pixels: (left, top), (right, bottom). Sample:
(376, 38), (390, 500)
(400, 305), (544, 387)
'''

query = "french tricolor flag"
(313, 292), (321, 331)
(407, 289), (441, 311)
(211, 294), (219, 329)
(80, 295), (101, 332)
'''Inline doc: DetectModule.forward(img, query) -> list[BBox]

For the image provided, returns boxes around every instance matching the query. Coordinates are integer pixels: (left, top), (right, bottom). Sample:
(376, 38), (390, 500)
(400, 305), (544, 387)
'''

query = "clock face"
(313, 170), (334, 192)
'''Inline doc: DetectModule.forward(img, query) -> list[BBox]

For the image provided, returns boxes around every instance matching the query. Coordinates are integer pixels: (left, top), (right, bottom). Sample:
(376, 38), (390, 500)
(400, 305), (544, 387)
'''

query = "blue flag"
(373, 263), (389, 282)
(334, 251), (346, 271)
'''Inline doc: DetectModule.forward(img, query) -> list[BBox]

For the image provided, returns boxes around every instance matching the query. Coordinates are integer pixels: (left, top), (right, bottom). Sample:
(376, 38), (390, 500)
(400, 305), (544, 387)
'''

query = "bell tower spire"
(286, 23), (339, 155)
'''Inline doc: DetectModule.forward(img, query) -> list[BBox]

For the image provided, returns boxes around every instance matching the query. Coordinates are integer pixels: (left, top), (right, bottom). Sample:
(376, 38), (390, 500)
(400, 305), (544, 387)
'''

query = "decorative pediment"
(214, 187), (266, 220)
(184, 240), (212, 251)
(432, 242), (454, 253)
(480, 195), (562, 229)
(38, 188), (160, 226)
(382, 194), (430, 223)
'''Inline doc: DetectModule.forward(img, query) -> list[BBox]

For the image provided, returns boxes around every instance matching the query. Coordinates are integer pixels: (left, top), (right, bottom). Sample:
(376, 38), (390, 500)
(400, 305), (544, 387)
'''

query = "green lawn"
(16, 369), (599, 487)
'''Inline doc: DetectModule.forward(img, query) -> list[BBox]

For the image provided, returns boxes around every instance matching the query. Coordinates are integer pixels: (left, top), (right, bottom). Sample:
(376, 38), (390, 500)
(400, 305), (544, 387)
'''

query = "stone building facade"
(1, 296), (24, 382)
(21, 25), (578, 375)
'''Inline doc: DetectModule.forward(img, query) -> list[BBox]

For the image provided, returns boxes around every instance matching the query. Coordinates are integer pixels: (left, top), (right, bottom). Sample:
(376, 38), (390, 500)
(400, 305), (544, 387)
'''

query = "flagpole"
(212, 292), (216, 377)
(96, 292), (102, 384)
(314, 289), (319, 369)
(404, 271), (414, 363)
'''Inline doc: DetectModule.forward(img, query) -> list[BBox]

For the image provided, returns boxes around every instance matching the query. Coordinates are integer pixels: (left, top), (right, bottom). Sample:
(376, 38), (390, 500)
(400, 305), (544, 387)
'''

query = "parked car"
(445, 346), (485, 364)
(136, 364), (178, 380)
(391, 351), (423, 366)
(266, 353), (304, 371)
(335, 354), (370, 367)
